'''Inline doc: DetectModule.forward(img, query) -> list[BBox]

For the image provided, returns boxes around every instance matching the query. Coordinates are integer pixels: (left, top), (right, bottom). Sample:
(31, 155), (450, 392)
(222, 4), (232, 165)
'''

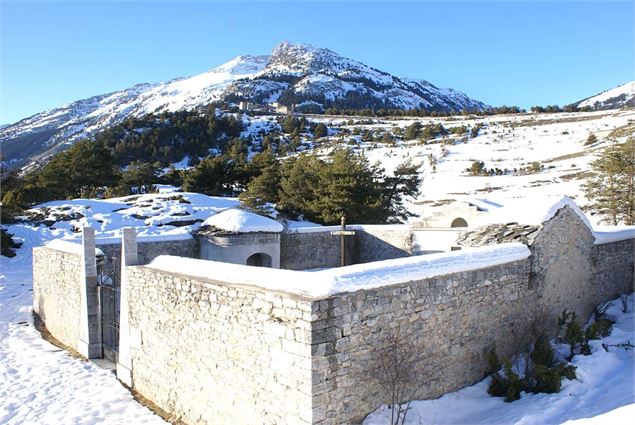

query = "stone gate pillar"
(117, 227), (138, 387)
(78, 226), (101, 358)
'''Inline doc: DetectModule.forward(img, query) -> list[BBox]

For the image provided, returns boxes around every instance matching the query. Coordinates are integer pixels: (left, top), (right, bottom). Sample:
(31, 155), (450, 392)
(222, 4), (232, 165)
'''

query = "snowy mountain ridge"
(0, 41), (485, 169)
(574, 81), (635, 110)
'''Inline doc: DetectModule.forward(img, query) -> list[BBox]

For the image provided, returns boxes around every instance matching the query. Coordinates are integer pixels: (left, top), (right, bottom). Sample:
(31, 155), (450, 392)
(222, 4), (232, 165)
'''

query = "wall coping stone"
(143, 243), (531, 298)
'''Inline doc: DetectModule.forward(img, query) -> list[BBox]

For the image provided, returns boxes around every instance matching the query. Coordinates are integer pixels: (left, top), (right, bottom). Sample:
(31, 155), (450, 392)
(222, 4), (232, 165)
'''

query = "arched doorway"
(246, 253), (273, 268)
(451, 217), (468, 228)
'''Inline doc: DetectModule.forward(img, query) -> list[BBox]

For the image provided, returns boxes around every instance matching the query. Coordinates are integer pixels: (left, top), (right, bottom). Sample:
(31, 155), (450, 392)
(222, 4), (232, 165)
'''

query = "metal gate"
(98, 256), (120, 363)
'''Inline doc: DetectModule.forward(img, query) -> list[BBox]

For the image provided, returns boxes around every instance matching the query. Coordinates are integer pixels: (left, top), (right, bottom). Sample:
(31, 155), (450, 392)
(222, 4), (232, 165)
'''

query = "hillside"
(301, 108), (635, 225)
(573, 81), (635, 111)
(0, 41), (486, 170)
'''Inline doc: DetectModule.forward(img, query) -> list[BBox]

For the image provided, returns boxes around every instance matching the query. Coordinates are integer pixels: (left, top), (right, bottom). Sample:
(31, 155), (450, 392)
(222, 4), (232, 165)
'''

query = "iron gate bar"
(98, 256), (121, 357)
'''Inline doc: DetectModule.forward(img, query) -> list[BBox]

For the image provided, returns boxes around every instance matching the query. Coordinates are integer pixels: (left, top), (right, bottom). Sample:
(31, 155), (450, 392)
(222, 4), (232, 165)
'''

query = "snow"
(578, 81), (635, 108)
(0, 186), (632, 422)
(45, 239), (104, 256)
(153, 184), (180, 193)
(485, 195), (592, 229)
(0, 224), (165, 424)
(147, 243), (529, 298)
(364, 293), (635, 425)
(200, 208), (284, 233)
(592, 226), (635, 245)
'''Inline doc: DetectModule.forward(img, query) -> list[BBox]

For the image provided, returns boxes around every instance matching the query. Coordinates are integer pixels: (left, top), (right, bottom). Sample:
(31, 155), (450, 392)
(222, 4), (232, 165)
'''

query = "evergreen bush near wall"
(487, 306), (616, 402)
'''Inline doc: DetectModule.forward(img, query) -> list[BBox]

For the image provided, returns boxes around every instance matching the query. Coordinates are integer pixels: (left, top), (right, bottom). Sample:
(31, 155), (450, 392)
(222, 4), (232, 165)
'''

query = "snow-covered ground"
(1, 188), (634, 423)
(0, 223), (166, 424)
(302, 108), (635, 225)
(364, 294), (635, 425)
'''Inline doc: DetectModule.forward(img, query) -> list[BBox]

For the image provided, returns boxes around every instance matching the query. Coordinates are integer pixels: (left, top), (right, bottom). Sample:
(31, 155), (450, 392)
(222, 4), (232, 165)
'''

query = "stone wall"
(97, 238), (197, 271)
(32, 247), (84, 349)
(124, 266), (314, 424)
(309, 260), (534, 424)
(31, 210), (635, 425)
(592, 238), (635, 306)
(280, 227), (412, 270)
(281, 231), (354, 270)
(530, 207), (596, 330)
(353, 226), (413, 264)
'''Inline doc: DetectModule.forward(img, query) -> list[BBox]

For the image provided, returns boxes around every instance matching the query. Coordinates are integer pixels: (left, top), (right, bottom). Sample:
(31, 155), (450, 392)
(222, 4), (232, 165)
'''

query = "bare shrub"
(369, 328), (432, 425)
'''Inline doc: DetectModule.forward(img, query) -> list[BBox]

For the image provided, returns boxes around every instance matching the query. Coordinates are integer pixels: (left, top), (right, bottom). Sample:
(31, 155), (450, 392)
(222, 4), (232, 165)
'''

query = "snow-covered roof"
(201, 209), (283, 233)
(146, 243), (530, 298)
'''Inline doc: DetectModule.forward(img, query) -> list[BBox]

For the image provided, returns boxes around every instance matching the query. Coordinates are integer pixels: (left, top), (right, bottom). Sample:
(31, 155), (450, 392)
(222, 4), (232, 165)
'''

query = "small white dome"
(201, 209), (283, 233)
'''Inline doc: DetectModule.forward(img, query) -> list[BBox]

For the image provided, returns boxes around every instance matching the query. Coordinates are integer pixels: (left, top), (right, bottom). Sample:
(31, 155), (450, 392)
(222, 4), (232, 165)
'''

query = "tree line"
(1, 139), (421, 226)
(321, 105), (525, 118)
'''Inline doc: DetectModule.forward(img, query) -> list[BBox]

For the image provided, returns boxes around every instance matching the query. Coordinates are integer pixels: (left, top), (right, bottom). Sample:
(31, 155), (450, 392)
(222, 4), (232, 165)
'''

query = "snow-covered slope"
(304, 108), (635, 225)
(0, 55), (269, 169)
(0, 42), (486, 169)
(574, 81), (635, 111)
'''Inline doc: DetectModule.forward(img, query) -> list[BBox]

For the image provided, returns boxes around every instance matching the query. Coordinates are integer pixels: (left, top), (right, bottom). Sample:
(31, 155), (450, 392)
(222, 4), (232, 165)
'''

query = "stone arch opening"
(246, 253), (273, 268)
(451, 217), (468, 228)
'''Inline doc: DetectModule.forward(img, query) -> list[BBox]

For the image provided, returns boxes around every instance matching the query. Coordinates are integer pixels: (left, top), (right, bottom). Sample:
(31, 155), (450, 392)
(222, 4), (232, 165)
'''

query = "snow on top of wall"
(465, 197), (503, 212)
(201, 208), (283, 233)
(592, 226), (635, 245)
(486, 196), (592, 229)
(44, 239), (104, 256)
(146, 243), (530, 298)
(93, 233), (194, 245)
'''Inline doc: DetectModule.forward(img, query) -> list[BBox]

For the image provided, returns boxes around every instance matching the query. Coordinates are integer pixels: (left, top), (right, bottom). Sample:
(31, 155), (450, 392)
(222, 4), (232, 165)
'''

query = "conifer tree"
(36, 139), (118, 199)
(381, 160), (421, 222)
(584, 138), (635, 225)
(182, 155), (233, 196)
(313, 123), (328, 139)
(277, 154), (322, 220)
(239, 149), (281, 213)
(307, 148), (384, 224)
(404, 122), (422, 140)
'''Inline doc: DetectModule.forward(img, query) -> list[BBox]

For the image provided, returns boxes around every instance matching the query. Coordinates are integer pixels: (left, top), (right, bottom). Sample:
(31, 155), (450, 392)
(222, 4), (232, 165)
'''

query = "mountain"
(573, 81), (635, 111)
(0, 41), (487, 170)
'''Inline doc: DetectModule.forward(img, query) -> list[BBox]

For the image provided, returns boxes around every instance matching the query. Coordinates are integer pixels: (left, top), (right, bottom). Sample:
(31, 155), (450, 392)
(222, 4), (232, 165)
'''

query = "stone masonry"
(32, 248), (84, 349)
(531, 207), (597, 331)
(309, 260), (533, 424)
(98, 238), (197, 271)
(32, 206), (635, 425)
(124, 266), (314, 424)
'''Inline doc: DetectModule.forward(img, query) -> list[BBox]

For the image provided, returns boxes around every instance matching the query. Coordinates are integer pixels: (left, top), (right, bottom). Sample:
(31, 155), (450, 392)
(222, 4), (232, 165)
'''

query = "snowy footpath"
(0, 224), (165, 424)
(1, 214), (634, 424)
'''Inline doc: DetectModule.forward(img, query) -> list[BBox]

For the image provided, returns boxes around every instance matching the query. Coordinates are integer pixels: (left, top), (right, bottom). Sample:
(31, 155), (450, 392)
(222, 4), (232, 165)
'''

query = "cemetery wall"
(32, 247), (84, 349)
(124, 266), (314, 424)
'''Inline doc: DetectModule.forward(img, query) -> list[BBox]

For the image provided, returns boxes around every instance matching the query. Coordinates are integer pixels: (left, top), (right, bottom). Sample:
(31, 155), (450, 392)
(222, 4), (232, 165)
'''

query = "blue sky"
(1, 0), (633, 124)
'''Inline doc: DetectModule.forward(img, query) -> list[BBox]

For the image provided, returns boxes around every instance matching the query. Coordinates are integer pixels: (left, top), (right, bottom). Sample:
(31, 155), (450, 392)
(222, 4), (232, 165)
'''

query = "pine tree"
(182, 155), (232, 196)
(35, 139), (118, 199)
(404, 122), (422, 140)
(313, 123), (328, 139)
(239, 149), (281, 213)
(112, 161), (160, 195)
(584, 138), (635, 225)
(277, 154), (322, 220)
(381, 160), (421, 222)
(307, 149), (385, 224)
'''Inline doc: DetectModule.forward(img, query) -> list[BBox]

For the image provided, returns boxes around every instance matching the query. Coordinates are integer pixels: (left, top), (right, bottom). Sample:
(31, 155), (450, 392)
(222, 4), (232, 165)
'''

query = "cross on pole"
(330, 215), (356, 267)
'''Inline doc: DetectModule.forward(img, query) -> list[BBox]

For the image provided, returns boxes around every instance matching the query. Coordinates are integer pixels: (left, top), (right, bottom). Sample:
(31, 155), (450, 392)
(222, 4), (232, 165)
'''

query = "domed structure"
(197, 209), (283, 268)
